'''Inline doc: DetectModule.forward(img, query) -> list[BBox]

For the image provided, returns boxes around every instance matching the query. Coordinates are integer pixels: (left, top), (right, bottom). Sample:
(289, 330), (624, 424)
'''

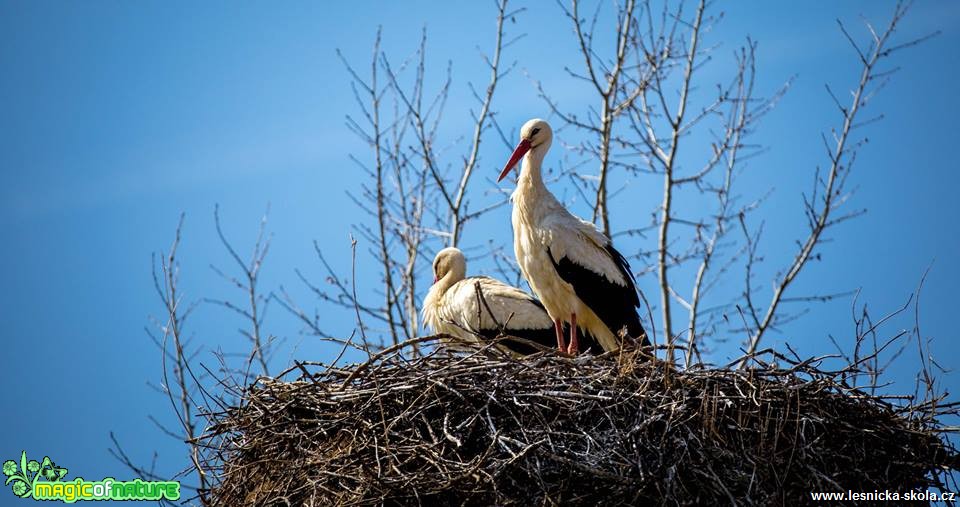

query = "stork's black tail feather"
(549, 244), (649, 349)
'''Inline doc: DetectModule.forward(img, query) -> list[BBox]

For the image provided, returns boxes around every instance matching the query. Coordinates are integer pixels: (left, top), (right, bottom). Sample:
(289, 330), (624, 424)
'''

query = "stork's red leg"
(568, 313), (579, 355)
(554, 319), (567, 353)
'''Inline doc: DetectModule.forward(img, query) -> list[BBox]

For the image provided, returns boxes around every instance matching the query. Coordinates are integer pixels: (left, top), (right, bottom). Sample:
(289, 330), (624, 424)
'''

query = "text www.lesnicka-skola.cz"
(809, 490), (955, 502)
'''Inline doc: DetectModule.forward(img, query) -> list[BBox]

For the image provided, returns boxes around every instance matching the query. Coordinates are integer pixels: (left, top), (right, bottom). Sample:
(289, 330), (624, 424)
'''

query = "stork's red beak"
(498, 138), (532, 182)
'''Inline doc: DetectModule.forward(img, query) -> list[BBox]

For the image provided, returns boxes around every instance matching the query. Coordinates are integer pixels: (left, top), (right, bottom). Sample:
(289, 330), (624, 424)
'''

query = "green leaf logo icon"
(3, 451), (69, 498)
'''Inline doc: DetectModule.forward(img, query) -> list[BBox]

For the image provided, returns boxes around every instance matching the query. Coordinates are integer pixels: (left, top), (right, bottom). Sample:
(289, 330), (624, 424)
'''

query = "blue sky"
(1, 0), (958, 499)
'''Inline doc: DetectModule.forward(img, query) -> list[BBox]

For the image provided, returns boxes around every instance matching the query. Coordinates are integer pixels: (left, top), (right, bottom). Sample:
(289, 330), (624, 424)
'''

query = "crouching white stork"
(498, 118), (649, 355)
(422, 247), (601, 356)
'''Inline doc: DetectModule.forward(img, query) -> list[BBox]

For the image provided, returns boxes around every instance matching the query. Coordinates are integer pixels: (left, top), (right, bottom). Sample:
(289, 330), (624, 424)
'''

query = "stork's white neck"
(434, 266), (465, 296)
(423, 266), (463, 327)
(514, 140), (568, 222)
(517, 143), (550, 194)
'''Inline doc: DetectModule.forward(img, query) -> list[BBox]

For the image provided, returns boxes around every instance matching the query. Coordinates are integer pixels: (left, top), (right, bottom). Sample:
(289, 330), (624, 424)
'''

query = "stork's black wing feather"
(471, 296), (603, 355)
(472, 327), (553, 355)
(549, 244), (649, 346)
(472, 326), (603, 355)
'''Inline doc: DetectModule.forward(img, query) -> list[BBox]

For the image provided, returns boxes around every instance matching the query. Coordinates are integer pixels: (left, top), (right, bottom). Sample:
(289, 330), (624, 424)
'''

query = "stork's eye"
(531, 127), (541, 136)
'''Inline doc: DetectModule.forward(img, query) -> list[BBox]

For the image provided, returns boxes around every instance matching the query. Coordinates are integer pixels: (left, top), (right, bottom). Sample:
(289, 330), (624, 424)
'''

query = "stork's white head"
(497, 118), (553, 182)
(431, 247), (467, 284)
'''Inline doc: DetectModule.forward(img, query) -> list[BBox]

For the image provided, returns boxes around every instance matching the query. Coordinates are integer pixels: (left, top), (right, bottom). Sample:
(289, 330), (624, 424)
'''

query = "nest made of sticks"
(201, 340), (958, 506)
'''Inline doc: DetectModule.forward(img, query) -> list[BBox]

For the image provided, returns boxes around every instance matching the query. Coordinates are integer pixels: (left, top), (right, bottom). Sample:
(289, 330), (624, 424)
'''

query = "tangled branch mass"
(202, 342), (958, 506)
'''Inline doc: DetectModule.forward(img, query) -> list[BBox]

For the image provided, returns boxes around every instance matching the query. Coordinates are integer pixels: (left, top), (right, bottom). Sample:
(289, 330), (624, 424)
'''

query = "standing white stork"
(422, 247), (602, 356)
(498, 118), (648, 355)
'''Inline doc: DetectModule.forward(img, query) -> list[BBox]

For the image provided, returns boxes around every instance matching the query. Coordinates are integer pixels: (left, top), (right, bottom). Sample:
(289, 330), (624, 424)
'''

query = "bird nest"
(200, 338), (958, 506)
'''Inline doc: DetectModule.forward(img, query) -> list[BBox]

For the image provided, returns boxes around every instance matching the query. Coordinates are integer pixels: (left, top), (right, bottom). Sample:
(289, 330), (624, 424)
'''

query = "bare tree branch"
(741, 2), (922, 364)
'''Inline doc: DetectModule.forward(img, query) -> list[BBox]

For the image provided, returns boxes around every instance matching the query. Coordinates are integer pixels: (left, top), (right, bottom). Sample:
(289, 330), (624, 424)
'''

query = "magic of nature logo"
(3, 451), (180, 503)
